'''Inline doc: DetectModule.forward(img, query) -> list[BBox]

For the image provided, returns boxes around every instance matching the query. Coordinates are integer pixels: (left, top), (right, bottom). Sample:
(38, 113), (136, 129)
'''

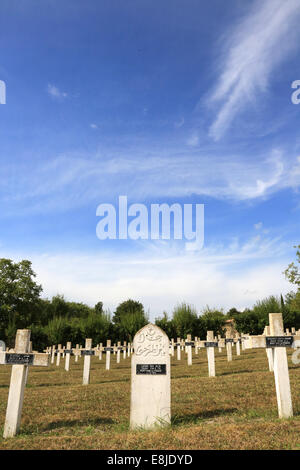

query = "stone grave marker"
(74, 344), (80, 362)
(194, 337), (199, 355)
(105, 340), (113, 370)
(99, 342), (103, 360)
(51, 345), (56, 364)
(186, 335), (193, 366)
(205, 331), (217, 377)
(247, 313), (299, 419)
(176, 338), (181, 360)
(130, 324), (170, 429)
(1, 329), (49, 438)
(65, 342), (72, 371)
(82, 338), (94, 385)
(56, 344), (62, 366)
(235, 333), (241, 356)
(170, 338), (175, 356)
(225, 333), (233, 361)
(264, 326), (274, 372)
(117, 341), (121, 363)
(270, 313), (293, 418)
(24, 341), (33, 385)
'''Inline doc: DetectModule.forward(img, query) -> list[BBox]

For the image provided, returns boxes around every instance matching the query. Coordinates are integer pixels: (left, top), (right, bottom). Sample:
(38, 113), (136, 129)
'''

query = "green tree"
(284, 245), (300, 287)
(113, 299), (148, 341)
(81, 310), (111, 343)
(200, 306), (226, 336)
(95, 301), (104, 315)
(284, 245), (300, 315)
(0, 259), (42, 341)
(155, 312), (176, 339)
(44, 316), (72, 345)
(172, 302), (198, 338)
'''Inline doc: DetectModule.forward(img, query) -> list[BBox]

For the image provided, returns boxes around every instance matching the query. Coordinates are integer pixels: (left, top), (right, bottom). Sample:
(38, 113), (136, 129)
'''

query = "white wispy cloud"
(1, 146), (300, 214)
(47, 83), (68, 99)
(208, 0), (300, 140)
(174, 118), (185, 128)
(186, 133), (199, 147)
(5, 234), (291, 316)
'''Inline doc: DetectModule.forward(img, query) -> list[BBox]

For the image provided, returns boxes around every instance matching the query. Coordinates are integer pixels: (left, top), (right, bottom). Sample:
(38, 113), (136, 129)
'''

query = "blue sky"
(1, 0), (300, 318)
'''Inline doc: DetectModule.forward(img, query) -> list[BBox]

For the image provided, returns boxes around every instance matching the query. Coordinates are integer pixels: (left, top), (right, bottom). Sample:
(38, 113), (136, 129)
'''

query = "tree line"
(0, 245), (300, 349)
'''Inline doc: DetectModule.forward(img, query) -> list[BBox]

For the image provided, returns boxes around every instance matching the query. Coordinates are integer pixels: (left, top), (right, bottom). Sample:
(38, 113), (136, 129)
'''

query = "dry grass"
(0, 348), (299, 449)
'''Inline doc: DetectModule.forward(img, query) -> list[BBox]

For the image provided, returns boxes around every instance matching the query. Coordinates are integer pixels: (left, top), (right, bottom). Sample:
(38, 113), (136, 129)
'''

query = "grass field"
(0, 347), (299, 450)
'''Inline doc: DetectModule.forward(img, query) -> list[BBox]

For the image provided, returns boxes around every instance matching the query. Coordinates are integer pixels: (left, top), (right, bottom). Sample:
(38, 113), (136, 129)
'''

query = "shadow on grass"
(26, 382), (72, 388)
(220, 369), (257, 376)
(27, 377), (130, 388)
(41, 416), (115, 432)
(172, 407), (238, 426)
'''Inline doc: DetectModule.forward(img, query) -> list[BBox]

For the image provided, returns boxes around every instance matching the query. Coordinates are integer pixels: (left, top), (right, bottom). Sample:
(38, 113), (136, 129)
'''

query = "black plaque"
(225, 339), (234, 344)
(266, 336), (293, 348)
(205, 342), (218, 348)
(185, 342), (194, 346)
(5, 353), (34, 365)
(81, 350), (95, 356)
(136, 364), (167, 375)
(117, 347), (123, 351)
(104, 347), (114, 352)
(64, 349), (73, 355)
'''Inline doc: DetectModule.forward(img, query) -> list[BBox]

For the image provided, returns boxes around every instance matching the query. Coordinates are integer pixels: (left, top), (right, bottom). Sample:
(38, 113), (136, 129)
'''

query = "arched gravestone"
(130, 323), (170, 429)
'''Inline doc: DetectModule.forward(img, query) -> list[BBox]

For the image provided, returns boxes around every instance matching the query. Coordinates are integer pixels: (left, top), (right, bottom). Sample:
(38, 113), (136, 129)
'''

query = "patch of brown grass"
(0, 348), (299, 449)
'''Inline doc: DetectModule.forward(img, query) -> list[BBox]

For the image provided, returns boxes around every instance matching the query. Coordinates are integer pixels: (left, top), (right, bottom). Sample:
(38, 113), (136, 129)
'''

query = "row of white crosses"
(169, 331), (243, 372)
(0, 329), (49, 438)
(2, 318), (298, 437)
(244, 313), (300, 419)
(47, 339), (133, 385)
(130, 317), (300, 430)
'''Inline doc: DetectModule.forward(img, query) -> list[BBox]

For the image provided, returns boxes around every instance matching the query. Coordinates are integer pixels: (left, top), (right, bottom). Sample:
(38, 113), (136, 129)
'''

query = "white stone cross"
(205, 331), (217, 377)
(105, 340), (113, 370)
(56, 344), (62, 366)
(186, 335), (193, 366)
(65, 342), (72, 371)
(176, 337), (181, 360)
(99, 342), (103, 360)
(82, 338), (94, 385)
(225, 334), (233, 362)
(1, 329), (49, 438)
(263, 326), (274, 372)
(247, 313), (299, 419)
(116, 341), (122, 364)
(194, 337), (199, 355)
(51, 345), (56, 364)
(235, 333), (241, 356)
(74, 344), (80, 362)
(130, 324), (170, 429)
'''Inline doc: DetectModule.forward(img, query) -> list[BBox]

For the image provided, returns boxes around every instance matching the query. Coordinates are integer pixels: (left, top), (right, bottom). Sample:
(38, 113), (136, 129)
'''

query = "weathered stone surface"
(130, 324), (170, 430)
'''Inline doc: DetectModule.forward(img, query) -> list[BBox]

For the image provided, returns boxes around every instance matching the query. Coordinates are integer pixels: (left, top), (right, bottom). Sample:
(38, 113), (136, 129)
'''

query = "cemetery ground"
(0, 348), (299, 450)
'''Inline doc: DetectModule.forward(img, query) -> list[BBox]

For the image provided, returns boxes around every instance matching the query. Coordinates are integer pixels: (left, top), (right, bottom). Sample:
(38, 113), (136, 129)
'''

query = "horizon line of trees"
(0, 245), (300, 350)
